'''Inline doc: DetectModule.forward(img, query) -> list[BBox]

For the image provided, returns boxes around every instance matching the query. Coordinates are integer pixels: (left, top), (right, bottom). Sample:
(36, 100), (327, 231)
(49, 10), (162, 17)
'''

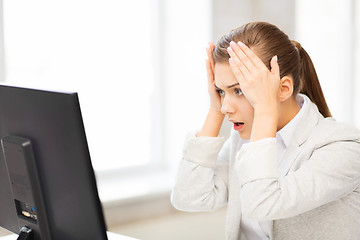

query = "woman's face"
(214, 63), (254, 139)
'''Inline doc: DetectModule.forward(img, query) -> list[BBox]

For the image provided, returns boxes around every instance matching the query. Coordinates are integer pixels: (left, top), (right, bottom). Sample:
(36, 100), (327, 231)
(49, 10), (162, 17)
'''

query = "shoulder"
(308, 117), (360, 149)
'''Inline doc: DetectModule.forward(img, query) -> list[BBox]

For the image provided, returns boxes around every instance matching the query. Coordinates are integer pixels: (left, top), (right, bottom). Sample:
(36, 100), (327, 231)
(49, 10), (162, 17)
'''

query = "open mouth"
(233, 121), (244, 131)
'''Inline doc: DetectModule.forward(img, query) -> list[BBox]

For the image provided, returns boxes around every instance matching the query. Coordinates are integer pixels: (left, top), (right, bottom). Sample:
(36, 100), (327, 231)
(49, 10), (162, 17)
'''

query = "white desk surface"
(0, 231), (138, 240)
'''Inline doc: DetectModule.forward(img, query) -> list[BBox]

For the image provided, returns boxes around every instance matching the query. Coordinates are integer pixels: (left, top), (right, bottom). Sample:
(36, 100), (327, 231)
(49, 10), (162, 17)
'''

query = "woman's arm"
(236, 139), (360, 220)
(198, 42), (225, 138)
(171, 132), (230, 212)
(171, 43), (229, 211)
(198, 108), (225, 137)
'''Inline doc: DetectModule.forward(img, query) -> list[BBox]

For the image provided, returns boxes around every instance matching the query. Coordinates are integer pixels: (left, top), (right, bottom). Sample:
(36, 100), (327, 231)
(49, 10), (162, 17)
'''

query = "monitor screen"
(0, 84), (108, 240)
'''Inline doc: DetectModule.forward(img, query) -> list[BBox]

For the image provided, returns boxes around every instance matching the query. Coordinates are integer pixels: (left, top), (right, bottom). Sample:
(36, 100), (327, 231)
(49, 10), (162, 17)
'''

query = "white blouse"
(241, 95), (306, 240)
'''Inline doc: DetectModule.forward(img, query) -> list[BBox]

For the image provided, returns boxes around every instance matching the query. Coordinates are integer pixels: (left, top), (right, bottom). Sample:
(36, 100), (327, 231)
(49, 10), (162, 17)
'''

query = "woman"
(171, 22), (360, 240)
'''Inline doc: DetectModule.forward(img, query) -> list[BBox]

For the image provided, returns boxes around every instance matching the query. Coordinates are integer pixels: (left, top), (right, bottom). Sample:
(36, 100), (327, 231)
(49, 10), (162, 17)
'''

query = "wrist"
(208, 107), (225, 118)
(251, 105), (279, 142)
(197, 108), (225, 138)
(253, 104), (278, 120)
(253, 107), (278, 132)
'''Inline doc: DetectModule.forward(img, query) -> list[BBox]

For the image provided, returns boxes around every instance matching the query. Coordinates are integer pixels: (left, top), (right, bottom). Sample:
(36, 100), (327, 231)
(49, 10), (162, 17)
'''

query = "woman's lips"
(233, 122), (244, 131)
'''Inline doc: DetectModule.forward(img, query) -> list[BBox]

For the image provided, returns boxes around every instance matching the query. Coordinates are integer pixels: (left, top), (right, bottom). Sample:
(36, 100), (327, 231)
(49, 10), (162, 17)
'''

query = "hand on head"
(206, 42), (223, 115)
(227, 41), (280, 112)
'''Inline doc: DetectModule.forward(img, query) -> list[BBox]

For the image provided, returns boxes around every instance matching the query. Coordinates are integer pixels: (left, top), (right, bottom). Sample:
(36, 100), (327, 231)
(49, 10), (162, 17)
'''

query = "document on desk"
(108, 231), (138, 240)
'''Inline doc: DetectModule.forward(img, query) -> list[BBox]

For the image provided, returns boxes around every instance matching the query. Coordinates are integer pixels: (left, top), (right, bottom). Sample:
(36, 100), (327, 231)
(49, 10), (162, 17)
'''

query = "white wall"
(295, 0), (356, 124)
(212, 0), (296, 40)
(162, 0), (212, 172)
(354, 0), (360, 128)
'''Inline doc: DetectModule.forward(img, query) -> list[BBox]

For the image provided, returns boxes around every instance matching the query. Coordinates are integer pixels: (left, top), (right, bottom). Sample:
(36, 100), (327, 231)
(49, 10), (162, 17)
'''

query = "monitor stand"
(1, 136), (51, 240)
(17, 227), (33, 240)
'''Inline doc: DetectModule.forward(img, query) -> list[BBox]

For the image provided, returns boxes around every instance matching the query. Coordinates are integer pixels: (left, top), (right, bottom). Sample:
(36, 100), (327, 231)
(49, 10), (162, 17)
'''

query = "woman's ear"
(278, 76), (294, 102)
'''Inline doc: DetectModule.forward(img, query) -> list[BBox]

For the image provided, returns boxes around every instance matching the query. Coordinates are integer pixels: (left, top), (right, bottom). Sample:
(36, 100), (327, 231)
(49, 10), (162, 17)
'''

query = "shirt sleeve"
(236, 138), (360, 221)
(171, 131), (229, 212)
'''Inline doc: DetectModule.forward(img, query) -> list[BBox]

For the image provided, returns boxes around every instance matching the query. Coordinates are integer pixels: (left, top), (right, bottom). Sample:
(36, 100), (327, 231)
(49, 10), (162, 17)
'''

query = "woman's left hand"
(227, 41), (280, 113)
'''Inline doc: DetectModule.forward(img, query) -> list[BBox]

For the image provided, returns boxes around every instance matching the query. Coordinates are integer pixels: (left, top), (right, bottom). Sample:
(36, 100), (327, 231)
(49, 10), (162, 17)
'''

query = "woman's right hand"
(206, 42), (223, 114)
(197, 43), (225, 137)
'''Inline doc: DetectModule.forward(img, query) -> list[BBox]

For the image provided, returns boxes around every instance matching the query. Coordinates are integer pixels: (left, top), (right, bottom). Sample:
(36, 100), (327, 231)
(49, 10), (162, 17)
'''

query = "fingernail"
(274, 55), (278, 62)
(229, 58), (234, 64)
(227, 46), (233, 53)
(230, 41), (236, 47)
(237, 41), (244, 47)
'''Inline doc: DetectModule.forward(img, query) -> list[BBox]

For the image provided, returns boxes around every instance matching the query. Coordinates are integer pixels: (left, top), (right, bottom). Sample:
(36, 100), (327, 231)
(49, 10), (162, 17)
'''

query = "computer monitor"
(0, 84), (108, 240)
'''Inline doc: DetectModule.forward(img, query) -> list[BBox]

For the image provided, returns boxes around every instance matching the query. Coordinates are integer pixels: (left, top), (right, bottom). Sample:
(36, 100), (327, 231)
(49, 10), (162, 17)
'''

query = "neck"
(277, 96), (301, 131)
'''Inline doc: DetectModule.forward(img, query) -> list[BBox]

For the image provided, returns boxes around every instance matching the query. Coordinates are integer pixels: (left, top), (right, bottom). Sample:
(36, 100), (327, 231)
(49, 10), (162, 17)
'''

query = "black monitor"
(0, 84), (108, 240)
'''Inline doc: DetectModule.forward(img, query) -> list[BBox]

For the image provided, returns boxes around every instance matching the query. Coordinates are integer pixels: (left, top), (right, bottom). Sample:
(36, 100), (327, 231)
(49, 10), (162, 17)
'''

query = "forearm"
(171, 160), (228, 212)
(198, 108), (225, 137)
(171, 132), (229, 212)
(250, 106), (278, 142)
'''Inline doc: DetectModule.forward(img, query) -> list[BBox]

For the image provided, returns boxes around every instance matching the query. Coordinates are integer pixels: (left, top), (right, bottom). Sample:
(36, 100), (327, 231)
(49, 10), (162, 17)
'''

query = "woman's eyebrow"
(227, 83), (240, 88)
(214, 83), (240, 89)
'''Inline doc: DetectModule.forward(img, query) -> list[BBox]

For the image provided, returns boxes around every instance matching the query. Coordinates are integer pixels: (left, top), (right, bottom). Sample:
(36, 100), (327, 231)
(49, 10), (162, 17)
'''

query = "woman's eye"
(216, 89), (225, 96)
(235, 88), (243, 96)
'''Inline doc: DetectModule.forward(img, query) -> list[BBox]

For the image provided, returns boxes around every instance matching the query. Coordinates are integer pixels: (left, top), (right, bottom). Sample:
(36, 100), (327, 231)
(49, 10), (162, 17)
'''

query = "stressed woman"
(171, 22), (360, 240)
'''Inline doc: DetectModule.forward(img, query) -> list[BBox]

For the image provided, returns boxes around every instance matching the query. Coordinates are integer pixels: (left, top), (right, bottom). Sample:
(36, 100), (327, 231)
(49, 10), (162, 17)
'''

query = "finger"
(229, 41), (257, 72)
(208, 42), (215, 53)
(229, 58), (245, 85)
(205, 58), (214, 84)
(206, 47), (212, 64)
(270, 55), (280, 77)
(237, 41), (266, 69)
(208, 42), (215, 69)
(206, 47), (214, 72)
(227, 46), (250, 77)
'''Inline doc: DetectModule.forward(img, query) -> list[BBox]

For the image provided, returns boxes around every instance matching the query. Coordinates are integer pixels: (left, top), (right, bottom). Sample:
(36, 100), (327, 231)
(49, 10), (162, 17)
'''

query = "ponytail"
(292, 41), (332, 118)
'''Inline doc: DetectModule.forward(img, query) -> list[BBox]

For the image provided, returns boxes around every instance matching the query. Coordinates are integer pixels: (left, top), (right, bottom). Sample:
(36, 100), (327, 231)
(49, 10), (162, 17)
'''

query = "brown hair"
(213, 22), (331, 117)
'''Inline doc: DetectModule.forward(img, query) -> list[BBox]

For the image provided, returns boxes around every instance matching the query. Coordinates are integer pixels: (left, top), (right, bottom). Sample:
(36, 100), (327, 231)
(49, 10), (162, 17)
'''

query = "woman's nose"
(220, 96), (234, 115)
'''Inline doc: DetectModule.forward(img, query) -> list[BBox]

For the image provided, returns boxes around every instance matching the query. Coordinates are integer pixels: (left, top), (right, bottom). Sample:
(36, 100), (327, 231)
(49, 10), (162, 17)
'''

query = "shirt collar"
(276, 94), (307, 148)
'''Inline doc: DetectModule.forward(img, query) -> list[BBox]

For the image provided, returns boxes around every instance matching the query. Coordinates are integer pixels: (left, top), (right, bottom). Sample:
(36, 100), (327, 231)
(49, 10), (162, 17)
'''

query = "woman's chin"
(238, 131), (251, 140)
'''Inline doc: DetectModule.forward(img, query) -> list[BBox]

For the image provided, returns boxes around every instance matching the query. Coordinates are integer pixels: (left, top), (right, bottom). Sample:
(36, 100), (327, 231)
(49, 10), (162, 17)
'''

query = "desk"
(0, 231), (138, 240)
